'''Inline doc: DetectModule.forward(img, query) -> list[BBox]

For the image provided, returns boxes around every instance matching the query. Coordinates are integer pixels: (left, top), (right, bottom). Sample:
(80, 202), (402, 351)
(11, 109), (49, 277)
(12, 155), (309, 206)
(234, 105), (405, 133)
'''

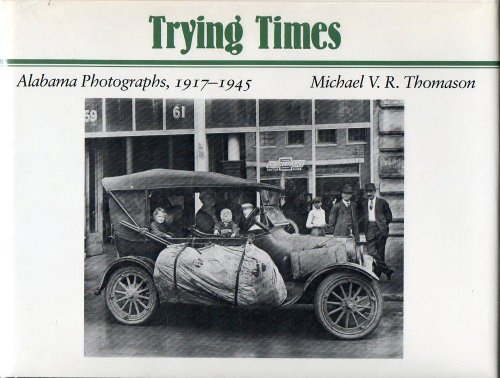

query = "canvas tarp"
(289, 236), (358, 279)
(153, 242), (287, 307)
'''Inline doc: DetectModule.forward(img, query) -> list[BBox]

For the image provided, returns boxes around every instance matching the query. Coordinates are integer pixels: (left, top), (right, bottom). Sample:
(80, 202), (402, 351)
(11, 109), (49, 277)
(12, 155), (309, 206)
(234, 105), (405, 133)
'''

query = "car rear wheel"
(314, 272), (382, 340)
(105, 266), (159, 325)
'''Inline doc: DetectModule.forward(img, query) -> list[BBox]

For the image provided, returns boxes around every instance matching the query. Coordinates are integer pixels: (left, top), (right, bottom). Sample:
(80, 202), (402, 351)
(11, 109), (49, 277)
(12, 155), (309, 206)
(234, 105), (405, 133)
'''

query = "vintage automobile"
(94, 169), (383, 340)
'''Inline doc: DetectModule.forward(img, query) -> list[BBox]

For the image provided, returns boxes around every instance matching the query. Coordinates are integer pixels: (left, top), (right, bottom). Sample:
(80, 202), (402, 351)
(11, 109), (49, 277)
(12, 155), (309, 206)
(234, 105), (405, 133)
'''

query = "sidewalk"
(378, 259), (404, 301)
(88, 242), (403, 301)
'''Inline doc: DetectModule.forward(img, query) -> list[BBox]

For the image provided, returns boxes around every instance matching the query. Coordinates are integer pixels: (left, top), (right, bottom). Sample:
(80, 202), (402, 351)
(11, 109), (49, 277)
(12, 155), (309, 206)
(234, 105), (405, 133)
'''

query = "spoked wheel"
(314, 272), (383, 340)
(105, 266), (159, 325)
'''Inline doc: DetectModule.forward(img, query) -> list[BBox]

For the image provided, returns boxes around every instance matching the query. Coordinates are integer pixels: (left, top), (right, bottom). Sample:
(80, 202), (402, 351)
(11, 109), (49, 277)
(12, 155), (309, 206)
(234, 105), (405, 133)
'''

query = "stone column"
(223, 134), (244, 177)
(194, 99), (208, 211)
(373, 100), (404, 274)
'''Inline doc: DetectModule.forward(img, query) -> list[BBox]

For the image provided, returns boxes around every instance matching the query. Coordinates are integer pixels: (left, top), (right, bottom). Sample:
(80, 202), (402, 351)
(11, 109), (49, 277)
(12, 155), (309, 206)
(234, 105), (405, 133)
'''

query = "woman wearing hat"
(306, 197), (327, 236)
(195, 191), (219, 233)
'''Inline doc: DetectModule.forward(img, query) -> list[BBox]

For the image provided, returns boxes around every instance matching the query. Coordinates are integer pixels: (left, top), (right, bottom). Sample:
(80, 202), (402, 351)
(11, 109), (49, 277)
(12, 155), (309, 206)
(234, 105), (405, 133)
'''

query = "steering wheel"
(240, 207), (260, 232)
(283, 218), (299, 234)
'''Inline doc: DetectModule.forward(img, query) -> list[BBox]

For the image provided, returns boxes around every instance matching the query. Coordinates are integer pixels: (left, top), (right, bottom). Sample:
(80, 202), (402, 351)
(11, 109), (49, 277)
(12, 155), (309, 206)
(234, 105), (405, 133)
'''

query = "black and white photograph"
(84, 99), (404, 358)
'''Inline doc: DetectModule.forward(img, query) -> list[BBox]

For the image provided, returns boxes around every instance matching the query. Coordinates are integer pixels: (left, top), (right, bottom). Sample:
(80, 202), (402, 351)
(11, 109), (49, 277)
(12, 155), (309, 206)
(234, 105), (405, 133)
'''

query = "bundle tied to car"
(287, 235), (360, 279)
(153, 242), (287, 307)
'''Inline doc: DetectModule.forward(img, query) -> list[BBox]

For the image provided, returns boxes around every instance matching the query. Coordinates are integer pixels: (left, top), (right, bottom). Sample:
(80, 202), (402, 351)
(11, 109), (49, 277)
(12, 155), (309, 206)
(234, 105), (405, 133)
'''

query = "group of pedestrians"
(306, 183), (394, 280)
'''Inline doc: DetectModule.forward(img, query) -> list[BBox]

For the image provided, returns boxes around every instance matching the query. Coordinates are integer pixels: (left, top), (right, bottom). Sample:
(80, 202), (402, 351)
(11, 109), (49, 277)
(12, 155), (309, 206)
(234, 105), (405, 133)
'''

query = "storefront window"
(316, 100), (370, 124)
(135, 99), (163, 130)
(259, 100), (312, 126)
(106, 99), (133, 131)
(317, 129), (337, 144)
(347, 128), (368, 143)
(316, 164), (359, 175)
(287, 130), (305, 145)
(133, 136), (170, 171)
(206, 99), (256, 128)
(85, 98), (103, 132)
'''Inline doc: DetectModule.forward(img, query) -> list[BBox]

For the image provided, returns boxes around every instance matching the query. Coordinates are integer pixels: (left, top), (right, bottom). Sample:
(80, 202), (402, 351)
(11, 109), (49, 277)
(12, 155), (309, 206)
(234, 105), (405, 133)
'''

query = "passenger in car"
(150, 207), (176, 239)
(195, 191), (219, 233)
(214, 208), (239, 237)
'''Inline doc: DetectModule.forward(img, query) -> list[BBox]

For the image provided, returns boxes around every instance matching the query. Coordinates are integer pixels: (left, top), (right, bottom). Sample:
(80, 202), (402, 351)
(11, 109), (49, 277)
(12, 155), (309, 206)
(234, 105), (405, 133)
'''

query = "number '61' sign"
(172, 105), (186, 120)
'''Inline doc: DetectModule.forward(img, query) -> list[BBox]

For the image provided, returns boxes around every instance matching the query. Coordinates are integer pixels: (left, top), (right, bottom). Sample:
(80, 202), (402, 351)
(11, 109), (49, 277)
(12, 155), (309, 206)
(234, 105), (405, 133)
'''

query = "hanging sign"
(266, 157), (305, 172)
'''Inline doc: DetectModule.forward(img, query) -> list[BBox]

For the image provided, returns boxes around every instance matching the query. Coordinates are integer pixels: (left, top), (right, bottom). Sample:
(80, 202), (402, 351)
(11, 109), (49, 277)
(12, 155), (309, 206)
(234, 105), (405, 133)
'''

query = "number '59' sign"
(85, 109), (98, 123)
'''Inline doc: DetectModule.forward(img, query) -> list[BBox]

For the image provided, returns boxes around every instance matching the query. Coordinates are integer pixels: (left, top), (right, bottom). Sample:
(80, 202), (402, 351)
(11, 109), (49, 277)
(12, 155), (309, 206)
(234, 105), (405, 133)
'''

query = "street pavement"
(85, 245), (403, 358)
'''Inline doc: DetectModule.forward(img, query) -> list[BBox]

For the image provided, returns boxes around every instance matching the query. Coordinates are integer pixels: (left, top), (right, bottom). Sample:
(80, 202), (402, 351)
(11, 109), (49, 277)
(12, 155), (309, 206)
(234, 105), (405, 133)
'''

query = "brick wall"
(246, 128), (372, 189)
(258, 131), (313, 161)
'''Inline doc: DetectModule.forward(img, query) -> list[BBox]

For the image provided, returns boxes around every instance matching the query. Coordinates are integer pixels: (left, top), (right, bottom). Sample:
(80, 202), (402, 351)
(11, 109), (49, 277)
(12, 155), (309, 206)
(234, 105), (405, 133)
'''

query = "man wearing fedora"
(362, 183), (394, 280)
(328, 184), (360, 240)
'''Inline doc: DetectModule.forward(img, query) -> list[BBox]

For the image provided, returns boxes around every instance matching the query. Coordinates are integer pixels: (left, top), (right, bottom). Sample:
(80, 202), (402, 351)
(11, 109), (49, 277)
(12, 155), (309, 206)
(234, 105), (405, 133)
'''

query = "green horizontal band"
(2, 59), (499, 67)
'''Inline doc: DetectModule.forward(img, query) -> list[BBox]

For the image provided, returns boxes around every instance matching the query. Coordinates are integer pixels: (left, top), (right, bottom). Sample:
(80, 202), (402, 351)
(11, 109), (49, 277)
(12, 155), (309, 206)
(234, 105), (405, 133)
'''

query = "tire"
(105, 266), (159, 325)
(314, 271), (383, 340)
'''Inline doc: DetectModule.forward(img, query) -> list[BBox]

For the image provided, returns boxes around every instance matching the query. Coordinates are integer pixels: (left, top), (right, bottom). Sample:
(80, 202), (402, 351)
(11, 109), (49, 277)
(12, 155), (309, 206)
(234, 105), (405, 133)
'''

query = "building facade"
(85, 99), (403, 257)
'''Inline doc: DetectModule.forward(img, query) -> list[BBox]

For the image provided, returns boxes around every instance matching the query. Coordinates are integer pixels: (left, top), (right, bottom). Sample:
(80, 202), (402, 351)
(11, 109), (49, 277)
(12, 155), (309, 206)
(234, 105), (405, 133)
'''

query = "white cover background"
(0, 1), (498, 377)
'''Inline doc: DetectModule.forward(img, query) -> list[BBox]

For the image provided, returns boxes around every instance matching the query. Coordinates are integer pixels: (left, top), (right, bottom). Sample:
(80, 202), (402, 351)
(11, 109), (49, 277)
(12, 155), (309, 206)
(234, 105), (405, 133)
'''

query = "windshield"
(263, 205), (290, 226)
(260, 189), (282, 206)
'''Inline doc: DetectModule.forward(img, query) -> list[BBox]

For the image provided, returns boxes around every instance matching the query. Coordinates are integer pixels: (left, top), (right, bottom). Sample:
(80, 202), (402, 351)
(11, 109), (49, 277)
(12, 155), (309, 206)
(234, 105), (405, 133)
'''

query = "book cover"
(1, 1), (497, 376)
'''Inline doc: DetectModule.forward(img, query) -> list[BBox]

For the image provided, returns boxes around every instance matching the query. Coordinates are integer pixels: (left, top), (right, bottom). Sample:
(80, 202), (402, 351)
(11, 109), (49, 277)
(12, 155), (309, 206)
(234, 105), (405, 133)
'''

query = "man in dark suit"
(362, 183), (394, 280)
(328, 184), (359, 240)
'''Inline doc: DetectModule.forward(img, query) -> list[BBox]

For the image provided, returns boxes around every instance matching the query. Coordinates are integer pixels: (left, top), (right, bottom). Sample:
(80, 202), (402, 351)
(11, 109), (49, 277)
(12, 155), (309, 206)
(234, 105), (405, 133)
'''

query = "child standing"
(306, 197), (327, 236)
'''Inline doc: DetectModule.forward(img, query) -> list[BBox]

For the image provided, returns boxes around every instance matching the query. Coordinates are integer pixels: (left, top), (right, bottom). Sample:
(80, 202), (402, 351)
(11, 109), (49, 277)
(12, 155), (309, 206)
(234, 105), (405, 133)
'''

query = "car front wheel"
(314, 272), (382, 340)
(105, 266), (159, 325)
